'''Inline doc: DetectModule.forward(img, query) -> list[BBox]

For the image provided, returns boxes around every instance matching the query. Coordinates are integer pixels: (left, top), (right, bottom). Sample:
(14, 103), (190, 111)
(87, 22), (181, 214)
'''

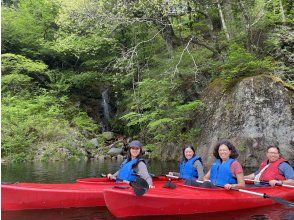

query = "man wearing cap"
(107, 140), (154, 187)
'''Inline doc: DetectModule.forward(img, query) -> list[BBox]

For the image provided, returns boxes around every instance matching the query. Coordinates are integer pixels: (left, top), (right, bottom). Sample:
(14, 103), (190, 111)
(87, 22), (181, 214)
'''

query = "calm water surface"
(1, 159), (293, 220)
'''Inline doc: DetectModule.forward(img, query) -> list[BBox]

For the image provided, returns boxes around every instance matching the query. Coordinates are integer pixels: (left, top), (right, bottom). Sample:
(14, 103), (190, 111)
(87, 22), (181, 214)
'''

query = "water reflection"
(1, 159), (179, 183)
(2, 205), (294, 220)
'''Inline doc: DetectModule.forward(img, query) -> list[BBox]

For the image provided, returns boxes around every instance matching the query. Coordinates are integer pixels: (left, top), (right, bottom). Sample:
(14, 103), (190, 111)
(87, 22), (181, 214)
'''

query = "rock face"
(195, 75), (293, 167)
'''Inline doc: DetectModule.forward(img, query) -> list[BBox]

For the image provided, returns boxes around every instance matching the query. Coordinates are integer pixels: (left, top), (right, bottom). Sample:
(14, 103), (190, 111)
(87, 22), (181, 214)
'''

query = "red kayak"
(1, 176), (170, 211)
(103, 183), (294, 218)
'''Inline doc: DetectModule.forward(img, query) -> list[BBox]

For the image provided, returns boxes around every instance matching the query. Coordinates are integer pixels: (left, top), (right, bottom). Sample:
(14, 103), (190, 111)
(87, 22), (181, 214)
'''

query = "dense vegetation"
(2, 0), (293, 161)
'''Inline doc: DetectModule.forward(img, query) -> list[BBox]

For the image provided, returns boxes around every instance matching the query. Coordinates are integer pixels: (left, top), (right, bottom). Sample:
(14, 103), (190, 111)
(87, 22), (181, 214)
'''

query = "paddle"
(163, 179), (177, 189)
(102, 172), (149, 196)
(163, 174), (179, 189)
(100, 173), (110, 178)
(194, 180), (294, 207)
(129, 177), (149, 196)
(245, 179), (294, 188)
(231, 187), (294, 207)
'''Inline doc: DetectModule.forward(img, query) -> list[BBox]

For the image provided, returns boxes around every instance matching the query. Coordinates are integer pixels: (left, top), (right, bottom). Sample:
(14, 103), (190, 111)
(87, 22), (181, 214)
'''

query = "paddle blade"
(130, 177), (149, 196)
(136, 177), (149, 188)
(266, 195), (294, 207)
(184, 179), (204, 187)
(163, 179), (176, 189)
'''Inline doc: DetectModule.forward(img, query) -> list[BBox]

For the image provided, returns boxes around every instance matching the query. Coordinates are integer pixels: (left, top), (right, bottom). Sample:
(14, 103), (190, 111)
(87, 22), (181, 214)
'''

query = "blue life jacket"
(117, 158), (144, 182)
(179, 155), (202, 179)
(210, 158), (237, 186)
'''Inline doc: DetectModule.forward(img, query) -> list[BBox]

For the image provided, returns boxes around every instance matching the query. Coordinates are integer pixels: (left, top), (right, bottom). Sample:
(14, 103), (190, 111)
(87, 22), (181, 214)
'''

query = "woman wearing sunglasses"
(107, 140), (153, 187)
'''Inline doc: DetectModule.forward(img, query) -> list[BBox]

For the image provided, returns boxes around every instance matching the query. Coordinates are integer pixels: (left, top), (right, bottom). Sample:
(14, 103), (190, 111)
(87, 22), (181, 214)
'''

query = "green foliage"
(2, 74), (33, 94)
(50, 33), (118, 69)
(1, 92), (98, 161)
(175, 100), (204, 114)
(69, 71), (104, 89)
(136, 78), (180, 110)
(121, 76), (205, 143)
(46, 70), (73, 94)
(220, 44), (275, 83)
(144, 144), (156, 152)
(117, 46), (211, 145)
(49, 0), (119, 69)
(1, 53), (49, 94)
(2, 0), (292, 161)
(72, 112), (100, 133)
(2, 0), (59, 57)
(1, 53), (47, 75)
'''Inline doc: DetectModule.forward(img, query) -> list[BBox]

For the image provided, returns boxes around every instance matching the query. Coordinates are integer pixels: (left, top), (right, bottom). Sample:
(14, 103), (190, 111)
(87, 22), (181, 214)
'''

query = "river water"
(1, 159), (293, 220)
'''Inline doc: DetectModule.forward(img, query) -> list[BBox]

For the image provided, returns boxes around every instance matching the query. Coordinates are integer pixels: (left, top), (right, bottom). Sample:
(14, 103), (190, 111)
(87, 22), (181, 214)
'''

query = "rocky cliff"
(195, 75), (293, 167)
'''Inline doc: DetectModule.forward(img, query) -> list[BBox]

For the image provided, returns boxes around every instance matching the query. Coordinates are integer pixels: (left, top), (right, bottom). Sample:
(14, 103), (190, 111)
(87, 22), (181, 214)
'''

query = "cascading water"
(101, 89), (112, 131)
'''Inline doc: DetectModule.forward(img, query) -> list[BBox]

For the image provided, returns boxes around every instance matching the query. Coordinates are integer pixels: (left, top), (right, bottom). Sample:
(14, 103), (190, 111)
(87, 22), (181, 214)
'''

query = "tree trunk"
(237, 0), (253, 51)
(216, 0), (230, 40)
(187, 2), (193, 32)
(223, 0), (235, 38)
(153, 15), (180, 51)
(279, 0), (286, 23)
(193, 1), (221, 59)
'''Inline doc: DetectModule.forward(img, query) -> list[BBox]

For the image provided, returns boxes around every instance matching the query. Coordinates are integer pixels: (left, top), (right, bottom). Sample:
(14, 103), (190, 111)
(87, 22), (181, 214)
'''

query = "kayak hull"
(1, 182), (116, 211)
(1, 176), (171, 211)
(103, 184), (294, 218)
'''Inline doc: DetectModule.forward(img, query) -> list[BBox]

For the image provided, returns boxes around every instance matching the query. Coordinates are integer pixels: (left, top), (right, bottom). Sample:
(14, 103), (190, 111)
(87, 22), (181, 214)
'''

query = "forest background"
(2, 0), (293, 162)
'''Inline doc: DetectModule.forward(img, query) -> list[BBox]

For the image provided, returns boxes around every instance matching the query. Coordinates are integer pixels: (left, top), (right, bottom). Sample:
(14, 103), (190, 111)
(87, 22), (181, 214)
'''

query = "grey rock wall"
(196, 75), (294, 167)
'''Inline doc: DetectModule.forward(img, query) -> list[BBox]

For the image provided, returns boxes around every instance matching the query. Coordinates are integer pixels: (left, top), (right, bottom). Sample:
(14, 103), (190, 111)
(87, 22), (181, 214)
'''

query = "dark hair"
(182, 144), (196, 161)
(267, 146), (281, 154)
(126, 147), (143, 161)
(213, 140), (239, 160)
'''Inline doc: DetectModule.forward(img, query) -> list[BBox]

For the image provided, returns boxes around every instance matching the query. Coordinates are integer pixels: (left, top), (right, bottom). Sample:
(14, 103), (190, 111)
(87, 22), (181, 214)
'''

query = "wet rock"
(90, 138), (99, 147)
(102, 132), (114, 140)
(104, 155), (111, 160)
(58, 148), (71, 157)
(108, 148), (123, 156)
(97, 155), (105, 161)
(117, 154), (124, 161)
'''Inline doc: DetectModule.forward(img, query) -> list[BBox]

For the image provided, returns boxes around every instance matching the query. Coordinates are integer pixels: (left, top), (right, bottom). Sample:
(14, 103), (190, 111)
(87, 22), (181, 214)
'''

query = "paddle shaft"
(196, 180), (276, 197)
(101, 173), (131, 184)
(195, 180), (294, 207)
(245, 178), (294, 188)
(165, 174), (180, 179)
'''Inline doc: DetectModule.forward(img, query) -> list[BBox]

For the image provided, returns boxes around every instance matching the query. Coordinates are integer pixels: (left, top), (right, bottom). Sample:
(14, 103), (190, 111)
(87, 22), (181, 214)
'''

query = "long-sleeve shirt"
(112, 161), (153, 186)
(172, 160), (205, 180)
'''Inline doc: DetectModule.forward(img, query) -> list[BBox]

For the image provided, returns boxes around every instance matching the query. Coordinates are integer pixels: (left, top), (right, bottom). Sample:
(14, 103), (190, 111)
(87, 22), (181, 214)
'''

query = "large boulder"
(102, 132), (115, 140)
(108, 148), (123, 156)
(90, 138), (99, 147)
(195, 75), (293, 167)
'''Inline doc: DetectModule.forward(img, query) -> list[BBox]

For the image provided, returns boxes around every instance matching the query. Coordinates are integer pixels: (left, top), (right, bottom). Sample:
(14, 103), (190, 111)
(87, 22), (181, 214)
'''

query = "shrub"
(220, 44), (274, 83)
(1, 53), (47, 75)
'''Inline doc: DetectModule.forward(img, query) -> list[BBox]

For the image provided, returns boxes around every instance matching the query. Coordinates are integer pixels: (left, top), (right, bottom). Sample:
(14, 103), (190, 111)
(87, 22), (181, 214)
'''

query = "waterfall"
(101, 89), (111, 131)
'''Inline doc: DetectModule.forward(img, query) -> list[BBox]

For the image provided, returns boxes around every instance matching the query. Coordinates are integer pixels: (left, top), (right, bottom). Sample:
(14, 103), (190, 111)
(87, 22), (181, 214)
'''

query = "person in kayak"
(168, 144), (204, 180)
(107, 140), (154, 188)
(244, 146), (294, 186)
(186, 140), (245, 189)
